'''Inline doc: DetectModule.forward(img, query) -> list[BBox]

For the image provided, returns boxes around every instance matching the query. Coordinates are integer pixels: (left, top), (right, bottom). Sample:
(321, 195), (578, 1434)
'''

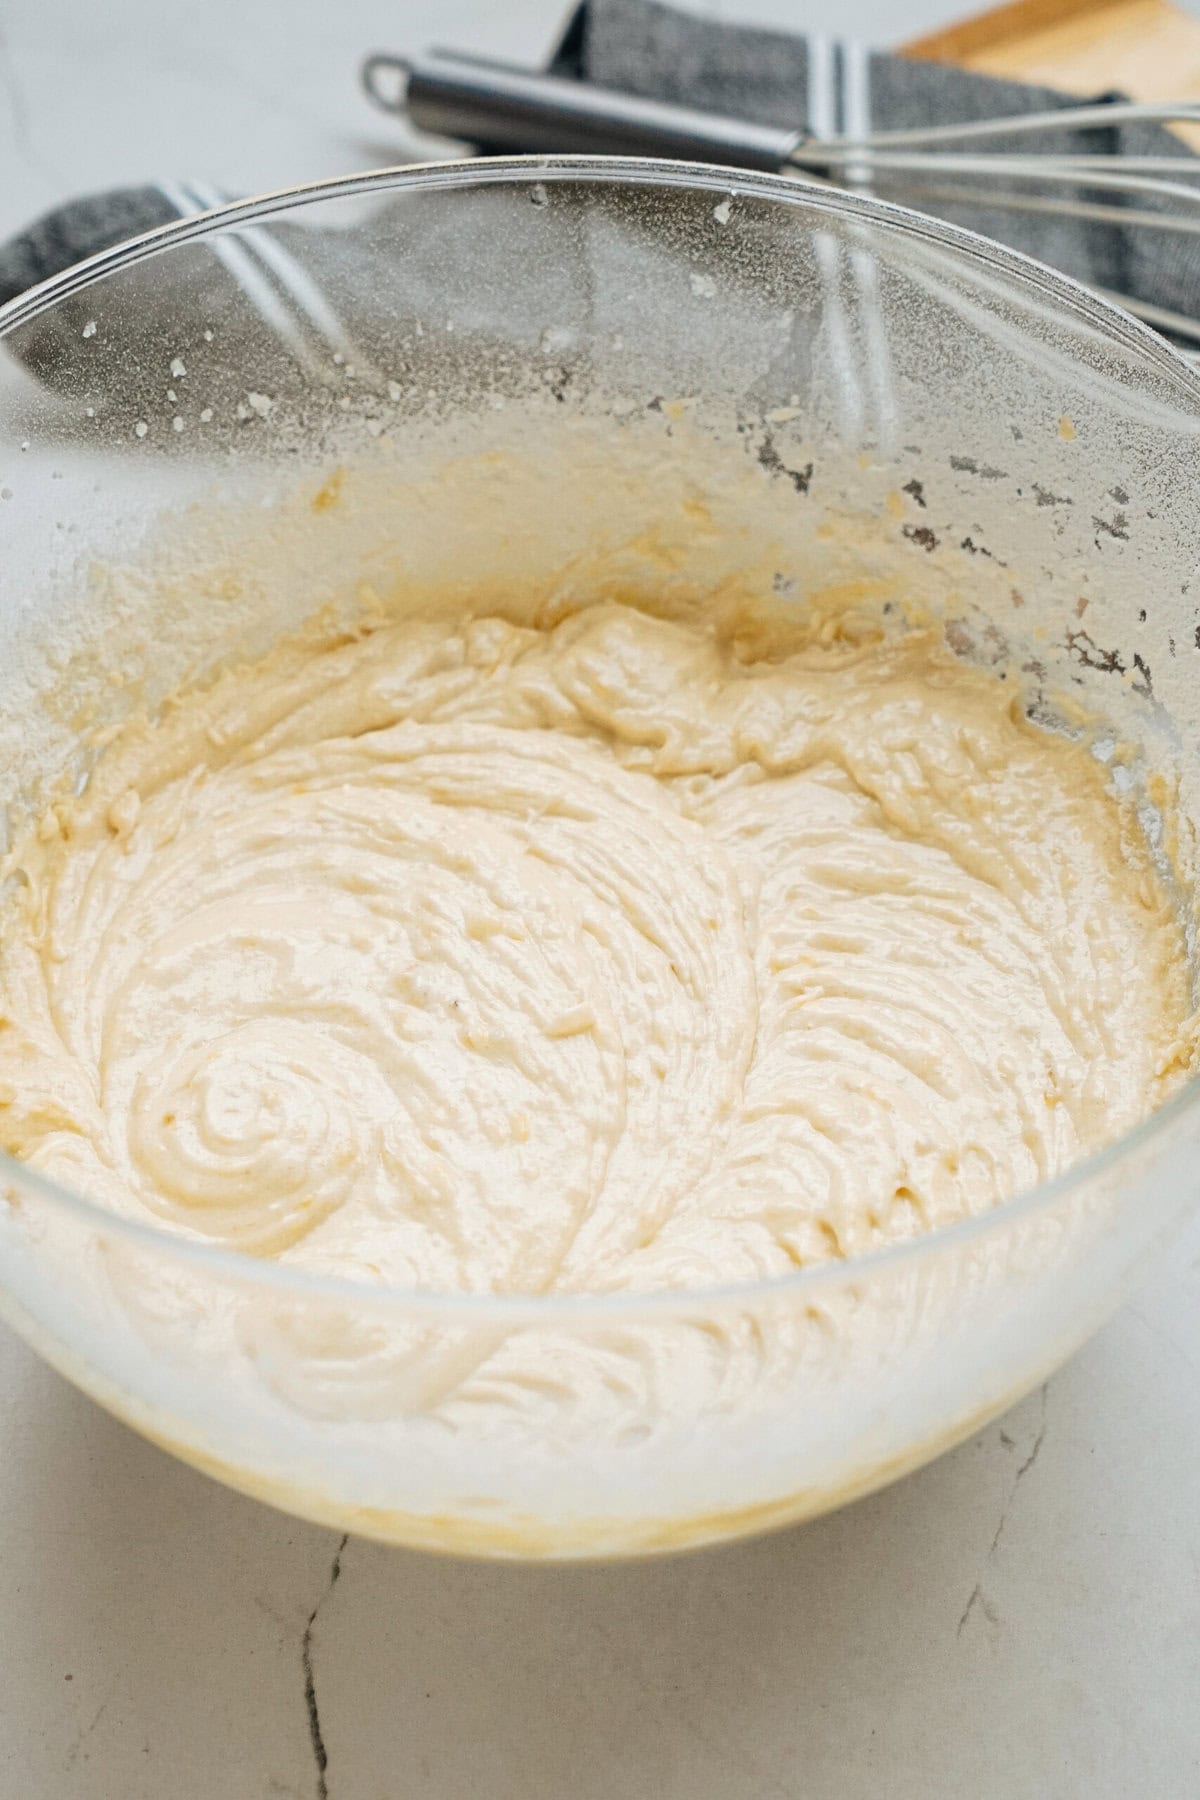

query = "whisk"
(363, 49), (1200, 357)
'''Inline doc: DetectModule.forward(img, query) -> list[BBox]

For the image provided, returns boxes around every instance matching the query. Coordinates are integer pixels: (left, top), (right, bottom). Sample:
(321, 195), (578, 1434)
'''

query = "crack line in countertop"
(957, 1383), (1049, 1637)
(302, 1533), (349, 1800)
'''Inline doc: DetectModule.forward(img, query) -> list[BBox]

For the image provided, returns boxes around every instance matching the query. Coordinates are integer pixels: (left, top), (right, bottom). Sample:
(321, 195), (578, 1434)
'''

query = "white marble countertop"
(2, 3), (1200, 1796)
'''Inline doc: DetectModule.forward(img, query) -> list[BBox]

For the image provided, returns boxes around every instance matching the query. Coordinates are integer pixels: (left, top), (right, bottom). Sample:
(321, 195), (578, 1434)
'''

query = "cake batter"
(0, 600), (1193, 1295)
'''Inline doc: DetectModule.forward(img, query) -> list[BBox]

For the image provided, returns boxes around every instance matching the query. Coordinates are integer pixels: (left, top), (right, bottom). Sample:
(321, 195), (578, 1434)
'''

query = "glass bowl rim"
(0, 152), (1197, 1324)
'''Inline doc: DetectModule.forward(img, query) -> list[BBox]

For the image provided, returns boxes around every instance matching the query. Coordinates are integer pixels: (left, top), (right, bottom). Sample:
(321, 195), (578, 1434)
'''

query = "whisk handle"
(363, 49), (804, 173)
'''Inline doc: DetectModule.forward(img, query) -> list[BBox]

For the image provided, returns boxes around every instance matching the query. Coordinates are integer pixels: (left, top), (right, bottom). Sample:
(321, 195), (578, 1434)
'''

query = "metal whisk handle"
(362, 49), (805, 172)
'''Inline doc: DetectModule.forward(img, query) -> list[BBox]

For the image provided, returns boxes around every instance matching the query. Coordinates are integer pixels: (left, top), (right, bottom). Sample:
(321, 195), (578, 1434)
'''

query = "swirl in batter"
(0, 601), (1194, 1294)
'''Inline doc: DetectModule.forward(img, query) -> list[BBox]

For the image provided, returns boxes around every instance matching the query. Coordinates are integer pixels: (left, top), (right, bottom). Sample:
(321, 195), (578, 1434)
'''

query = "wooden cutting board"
(902, 0), (1200, 145)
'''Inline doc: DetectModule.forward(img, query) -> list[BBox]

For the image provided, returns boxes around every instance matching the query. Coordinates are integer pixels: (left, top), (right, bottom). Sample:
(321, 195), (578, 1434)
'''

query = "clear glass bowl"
(1, 158), (1198, 1560)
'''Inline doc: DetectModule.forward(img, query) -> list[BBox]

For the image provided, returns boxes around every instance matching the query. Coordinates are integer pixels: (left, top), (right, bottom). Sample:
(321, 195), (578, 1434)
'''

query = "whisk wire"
(818, 99), (1200, 151)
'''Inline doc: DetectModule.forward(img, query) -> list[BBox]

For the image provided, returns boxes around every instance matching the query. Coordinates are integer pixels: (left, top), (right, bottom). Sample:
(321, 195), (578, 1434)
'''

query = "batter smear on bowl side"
(0, 599), (1194, 1294)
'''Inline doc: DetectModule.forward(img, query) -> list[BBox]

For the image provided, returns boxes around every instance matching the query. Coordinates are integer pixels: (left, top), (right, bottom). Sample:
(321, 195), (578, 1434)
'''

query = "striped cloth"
(552, 0), (1198, 336)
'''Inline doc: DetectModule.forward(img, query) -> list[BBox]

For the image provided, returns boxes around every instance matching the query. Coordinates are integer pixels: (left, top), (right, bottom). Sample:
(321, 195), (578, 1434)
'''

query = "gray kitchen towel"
(0, 0), (1194, 349)
(551, 0), (1195, 332)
